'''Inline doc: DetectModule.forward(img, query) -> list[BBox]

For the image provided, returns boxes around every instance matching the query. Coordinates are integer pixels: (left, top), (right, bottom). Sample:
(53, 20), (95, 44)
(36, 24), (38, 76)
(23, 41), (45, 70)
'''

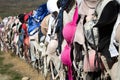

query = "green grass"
(0, 56), (23, 80)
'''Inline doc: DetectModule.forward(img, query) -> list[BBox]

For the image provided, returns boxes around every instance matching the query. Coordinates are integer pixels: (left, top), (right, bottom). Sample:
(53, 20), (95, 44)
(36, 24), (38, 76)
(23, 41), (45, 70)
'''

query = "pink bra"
(62, 6), (78, 44)
(61, 5), (78, 80)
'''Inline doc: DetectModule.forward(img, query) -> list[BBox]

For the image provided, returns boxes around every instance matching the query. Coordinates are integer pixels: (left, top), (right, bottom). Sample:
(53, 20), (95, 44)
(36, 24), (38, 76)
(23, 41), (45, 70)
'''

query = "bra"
(62, 6), (78, 44)
(61, 5), (78, 80)
(24, 14), (29, 22)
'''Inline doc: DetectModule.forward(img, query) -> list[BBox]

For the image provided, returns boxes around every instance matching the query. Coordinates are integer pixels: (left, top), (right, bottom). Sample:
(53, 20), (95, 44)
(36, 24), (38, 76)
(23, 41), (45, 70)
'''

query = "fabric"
(74, 15), (85, 45)
(63, 21), (76, 44)
(94, 0), (119, 58)
(47, 0), (59, 13)
(46, 40), (58, 55)
(0, 24), (4, 28)
(18, 14), (25, 23)
(61, 6), (78, 80)
(79, 0), (98, 16)
(22, 23), (29, 46)
(33, 3), (49, 22)
(41, 14), (51, 35)
(47, 15), (55, 35)
(29, 41), (36, 62)
(84, 49), (99, 72)
(28, 16), (40, 34)
(24, 14), (29, 22)
(19, 29), (24, 43)
(28, 3), (49, 34)
(109, 13), (120, 57)
(13, 34), (19, 44)
(57, 0), (71, 12)
(55, 0), (70, 53)
(62, 6), (78, 44)
(29, 27), (39, 36)
(29, 30), (39, 42)
(61, 44), (72, 80)
(24, 36), (29, 46)
(22, 23), (28, 36)
(117, 0), (120, 3)
(95, 0), (112, 19)
(55, 8), (64, 53)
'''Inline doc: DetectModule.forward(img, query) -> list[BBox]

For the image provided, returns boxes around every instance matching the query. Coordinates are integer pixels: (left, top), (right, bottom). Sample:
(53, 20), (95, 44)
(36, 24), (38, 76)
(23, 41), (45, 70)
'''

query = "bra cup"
(61, 44), (72, 66)
(62, 6), (78, 44)
(61, 5), (78, 80)
(62, 22), (76, 44)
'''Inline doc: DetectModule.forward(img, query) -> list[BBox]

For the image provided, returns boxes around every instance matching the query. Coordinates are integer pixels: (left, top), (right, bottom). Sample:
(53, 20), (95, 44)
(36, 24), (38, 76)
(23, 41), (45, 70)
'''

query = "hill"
(0, 0), (47, 18)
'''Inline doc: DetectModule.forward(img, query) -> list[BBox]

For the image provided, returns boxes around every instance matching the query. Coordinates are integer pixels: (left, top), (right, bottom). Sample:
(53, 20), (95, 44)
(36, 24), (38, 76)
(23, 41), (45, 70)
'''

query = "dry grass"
(0, 74), (11, 80)
(1, 51), (49, 80)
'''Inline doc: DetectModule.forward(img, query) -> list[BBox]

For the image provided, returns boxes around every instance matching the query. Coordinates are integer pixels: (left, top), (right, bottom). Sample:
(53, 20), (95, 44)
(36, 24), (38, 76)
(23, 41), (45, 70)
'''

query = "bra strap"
(72, 3), (79, 24)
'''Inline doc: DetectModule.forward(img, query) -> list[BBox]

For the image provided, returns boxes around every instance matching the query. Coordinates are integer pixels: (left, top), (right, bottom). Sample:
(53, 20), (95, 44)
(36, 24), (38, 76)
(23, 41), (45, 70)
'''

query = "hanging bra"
(62, 6), (78, 44)
(24, 14), (29, 22)
(61, 5), (78, 80)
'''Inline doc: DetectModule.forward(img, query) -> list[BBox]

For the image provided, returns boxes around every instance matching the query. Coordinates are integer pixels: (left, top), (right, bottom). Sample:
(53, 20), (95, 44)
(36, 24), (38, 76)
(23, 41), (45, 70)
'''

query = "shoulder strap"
(72, 0), (83, 24)
(109, 13), (120, 57)
(96, 0), (112, 19)
(76, 0), (82, 7)
(72, 5), (78, 24)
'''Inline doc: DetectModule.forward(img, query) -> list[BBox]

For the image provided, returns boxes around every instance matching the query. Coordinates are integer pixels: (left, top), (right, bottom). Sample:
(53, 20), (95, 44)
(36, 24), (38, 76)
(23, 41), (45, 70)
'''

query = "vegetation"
(0, 0), (47, 18)
(0, 56), (22, 80)
(0, 50), (23, 80)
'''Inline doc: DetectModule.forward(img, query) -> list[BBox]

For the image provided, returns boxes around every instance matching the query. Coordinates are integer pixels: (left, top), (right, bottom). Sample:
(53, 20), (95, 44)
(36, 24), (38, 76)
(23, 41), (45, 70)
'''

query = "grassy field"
(0, 51), (46, 80)
(0, 51), (22, 80)
(0, 0), (47, 18)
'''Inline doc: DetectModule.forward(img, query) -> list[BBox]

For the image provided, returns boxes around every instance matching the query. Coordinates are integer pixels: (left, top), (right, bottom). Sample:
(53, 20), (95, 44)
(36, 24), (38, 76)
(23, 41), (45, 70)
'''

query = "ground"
(0, 51), (49, 80)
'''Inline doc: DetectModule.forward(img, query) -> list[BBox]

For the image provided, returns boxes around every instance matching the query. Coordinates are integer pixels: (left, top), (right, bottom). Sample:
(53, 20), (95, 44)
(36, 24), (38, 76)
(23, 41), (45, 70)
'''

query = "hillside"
(0, 0), (47, 18)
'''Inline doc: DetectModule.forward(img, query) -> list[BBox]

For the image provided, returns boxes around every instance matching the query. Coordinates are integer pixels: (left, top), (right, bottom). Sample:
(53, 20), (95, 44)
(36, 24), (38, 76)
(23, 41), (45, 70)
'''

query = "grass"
(0, 0), (47, 18)
(0, 53), (23, 80)
(0, 51), (2, 55)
